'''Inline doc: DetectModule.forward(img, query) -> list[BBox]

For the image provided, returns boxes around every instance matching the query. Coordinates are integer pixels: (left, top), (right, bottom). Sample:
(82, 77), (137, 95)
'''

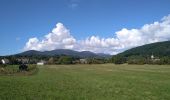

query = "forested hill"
(15, 49), (111, 58)
(117, 41), (170, 57)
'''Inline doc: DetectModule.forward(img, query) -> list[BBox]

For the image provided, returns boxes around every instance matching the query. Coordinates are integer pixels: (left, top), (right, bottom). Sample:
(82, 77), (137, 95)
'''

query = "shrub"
(112, 55), (126, 64)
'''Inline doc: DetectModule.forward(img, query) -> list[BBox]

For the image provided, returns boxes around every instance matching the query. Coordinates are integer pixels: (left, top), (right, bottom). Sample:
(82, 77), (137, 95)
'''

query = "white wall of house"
(37, 62), (44, 65)
(1, 59), (6, 64)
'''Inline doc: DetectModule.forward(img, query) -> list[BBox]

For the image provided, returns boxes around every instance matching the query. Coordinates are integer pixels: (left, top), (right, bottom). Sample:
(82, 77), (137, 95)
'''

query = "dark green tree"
(58, 56), (73, 64)
(111, 55), (126, 64)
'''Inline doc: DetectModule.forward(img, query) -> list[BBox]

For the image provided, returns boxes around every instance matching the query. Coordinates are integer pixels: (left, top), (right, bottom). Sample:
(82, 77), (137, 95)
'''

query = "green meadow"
(0, 64), (170, 100)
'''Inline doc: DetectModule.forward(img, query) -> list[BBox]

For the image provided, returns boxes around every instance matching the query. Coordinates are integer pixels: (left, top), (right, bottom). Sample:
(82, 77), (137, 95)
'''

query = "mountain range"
(2, 41), (170, 59)
(15, 49), (112, 58)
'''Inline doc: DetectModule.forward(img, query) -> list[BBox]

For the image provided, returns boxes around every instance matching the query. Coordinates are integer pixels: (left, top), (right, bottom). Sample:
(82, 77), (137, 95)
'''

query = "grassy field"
(0, 64), (170, 100)
(0, 65), (38, 76)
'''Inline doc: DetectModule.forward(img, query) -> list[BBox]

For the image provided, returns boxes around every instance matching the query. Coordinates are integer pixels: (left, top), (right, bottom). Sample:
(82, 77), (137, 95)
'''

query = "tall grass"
(0, 64), (38, 75)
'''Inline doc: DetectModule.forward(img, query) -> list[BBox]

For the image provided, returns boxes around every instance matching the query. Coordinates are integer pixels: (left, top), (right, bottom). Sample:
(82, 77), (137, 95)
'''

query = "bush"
(159, 57), (170, 65)
(0, 64), (7, 68)
(127, 56), (146, 65)
(58, 56), (73, 64)
(112, 55), (126, 64)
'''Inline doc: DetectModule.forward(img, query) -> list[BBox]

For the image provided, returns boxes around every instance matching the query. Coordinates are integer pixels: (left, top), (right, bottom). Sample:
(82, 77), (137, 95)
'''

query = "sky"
(0, 0), (170, 55)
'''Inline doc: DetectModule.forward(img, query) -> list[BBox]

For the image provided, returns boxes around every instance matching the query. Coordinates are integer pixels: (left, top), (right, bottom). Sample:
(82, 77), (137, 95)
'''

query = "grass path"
(0, 64), (170, 100)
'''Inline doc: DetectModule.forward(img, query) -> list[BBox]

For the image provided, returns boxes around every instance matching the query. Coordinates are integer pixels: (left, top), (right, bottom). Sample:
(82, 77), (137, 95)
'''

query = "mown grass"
(0, 64), (170, 100)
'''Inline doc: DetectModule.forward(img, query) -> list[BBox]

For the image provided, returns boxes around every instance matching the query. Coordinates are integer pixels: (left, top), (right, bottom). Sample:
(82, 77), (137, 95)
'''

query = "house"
(151, 54), (160, 62)
(37, 60), (46, 65)
(1, 58), (10, 64)
(151, 54), (154, 59)
(80, 59), (88, 64)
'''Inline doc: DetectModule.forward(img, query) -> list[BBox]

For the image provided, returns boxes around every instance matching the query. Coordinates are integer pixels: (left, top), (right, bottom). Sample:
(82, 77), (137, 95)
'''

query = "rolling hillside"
(117, 41), (170, 57)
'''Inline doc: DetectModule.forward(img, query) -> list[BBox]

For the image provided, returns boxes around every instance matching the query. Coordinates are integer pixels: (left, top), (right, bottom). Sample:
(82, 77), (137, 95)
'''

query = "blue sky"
(0, 0), (170, 55)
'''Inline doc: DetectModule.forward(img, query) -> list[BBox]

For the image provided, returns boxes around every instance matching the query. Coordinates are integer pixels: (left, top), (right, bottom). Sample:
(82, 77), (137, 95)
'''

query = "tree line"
(0, 55), (110, 65)
(111, 55), (170, 65)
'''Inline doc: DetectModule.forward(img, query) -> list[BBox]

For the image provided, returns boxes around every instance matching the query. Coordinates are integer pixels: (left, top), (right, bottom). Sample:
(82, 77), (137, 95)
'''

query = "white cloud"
(24, 14), (170, 55)
(78, 14), (170, 54)
(24, 23), (76, 51)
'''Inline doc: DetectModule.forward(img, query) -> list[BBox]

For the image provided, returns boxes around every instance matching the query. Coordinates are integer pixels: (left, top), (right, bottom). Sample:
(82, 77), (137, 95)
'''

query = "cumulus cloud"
(24, 14), (170, 55)
(78, 14), (170, 54)
(24, 23), (76, 51)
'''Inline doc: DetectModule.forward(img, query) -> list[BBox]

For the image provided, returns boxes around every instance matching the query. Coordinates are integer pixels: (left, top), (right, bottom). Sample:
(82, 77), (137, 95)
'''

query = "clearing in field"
(0, 64), (170, 100)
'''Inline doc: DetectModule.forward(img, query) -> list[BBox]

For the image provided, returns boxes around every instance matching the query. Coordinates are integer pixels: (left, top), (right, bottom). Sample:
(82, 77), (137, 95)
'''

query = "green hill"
(112, 41), (170, 64)
(118, 41), (170, 57)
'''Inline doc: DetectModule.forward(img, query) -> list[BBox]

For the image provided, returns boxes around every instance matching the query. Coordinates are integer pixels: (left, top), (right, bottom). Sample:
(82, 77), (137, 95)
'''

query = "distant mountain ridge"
(16, 49), (111, 58)
(116, 41), (170, 57)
